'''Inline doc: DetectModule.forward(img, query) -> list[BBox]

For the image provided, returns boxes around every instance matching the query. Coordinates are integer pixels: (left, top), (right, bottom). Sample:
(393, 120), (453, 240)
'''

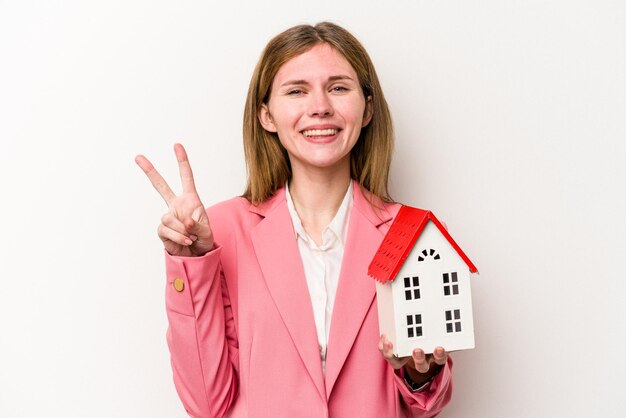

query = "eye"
(287, 89), (304, 95)
(332, 86), (349, 93)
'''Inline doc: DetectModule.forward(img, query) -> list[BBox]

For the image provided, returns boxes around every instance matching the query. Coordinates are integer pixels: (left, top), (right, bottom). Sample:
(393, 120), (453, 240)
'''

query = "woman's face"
(259, 43), (372, 175)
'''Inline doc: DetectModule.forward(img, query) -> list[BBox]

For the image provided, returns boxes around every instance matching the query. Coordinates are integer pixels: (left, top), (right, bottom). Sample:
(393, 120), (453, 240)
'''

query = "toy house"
(368, 206), (478, 357)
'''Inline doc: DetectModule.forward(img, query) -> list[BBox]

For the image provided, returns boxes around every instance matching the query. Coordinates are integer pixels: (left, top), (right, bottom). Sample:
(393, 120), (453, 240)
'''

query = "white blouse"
(285, 182), (353, 374)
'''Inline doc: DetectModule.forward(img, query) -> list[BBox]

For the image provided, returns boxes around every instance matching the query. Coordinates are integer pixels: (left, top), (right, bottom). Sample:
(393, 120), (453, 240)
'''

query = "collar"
(247, 179), (396, 228)
(285, 181), (353, 246)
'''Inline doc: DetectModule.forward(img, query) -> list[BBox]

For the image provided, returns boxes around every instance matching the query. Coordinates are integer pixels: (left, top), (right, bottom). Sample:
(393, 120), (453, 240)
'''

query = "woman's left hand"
(378, 335), (448, 386)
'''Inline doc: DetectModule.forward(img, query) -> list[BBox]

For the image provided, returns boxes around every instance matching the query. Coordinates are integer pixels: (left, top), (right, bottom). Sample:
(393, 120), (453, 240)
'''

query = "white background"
(1, 1), (625, 417)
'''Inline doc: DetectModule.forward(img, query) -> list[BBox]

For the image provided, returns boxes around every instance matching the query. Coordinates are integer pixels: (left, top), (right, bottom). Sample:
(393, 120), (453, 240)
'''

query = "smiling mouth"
(302, 128), (338, 137)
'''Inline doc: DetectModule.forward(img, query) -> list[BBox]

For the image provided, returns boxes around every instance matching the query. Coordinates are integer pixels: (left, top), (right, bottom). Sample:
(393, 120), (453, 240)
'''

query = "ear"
(362, 96), (373, 128)
(258, 103), (278, 133)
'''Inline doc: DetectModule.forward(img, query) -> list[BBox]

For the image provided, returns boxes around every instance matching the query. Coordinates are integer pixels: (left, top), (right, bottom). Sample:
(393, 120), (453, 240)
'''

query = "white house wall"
(375, 280), (397, 348)
(390, 221), (475, 356)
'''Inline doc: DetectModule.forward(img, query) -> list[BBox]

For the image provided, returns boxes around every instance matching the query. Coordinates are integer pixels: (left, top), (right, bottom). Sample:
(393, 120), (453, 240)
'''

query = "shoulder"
(206, 196), (250, 221)
(205, 191), (288, 247)
(205, 196), (260, 240)
(352, 181), (402, 228)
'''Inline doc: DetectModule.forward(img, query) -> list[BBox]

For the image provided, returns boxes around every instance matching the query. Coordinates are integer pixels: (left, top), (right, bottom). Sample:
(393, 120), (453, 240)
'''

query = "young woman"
(136, 22), (453, 418)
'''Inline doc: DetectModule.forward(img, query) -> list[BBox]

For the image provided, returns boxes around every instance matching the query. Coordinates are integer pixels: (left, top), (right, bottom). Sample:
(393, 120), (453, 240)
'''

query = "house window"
(418, 248), (440, 262)
(445, 309), (462, 333)
(403, 276), (420, 301)
(442, 272), (459, 296)
(406, 314), (423, 338)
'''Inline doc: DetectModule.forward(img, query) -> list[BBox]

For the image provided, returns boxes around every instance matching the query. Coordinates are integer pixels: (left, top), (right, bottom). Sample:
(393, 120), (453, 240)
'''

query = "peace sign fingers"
(135, 143), (199, 203)
(136, 144), (214, 257)
(135, 154), (176, 204)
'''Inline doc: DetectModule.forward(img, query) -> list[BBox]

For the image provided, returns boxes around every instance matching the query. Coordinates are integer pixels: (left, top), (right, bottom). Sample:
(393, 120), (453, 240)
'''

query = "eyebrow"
(279, 75), (356, 88)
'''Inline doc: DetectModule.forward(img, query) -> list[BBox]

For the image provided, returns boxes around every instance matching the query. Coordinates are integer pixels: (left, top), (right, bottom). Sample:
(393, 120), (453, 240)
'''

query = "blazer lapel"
(249, 190), (326, 401)
(324, 183), (397, 398)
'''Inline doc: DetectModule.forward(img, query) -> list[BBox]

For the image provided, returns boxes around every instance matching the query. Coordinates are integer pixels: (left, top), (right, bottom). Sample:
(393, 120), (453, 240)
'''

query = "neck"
(289, 164), (351, 244)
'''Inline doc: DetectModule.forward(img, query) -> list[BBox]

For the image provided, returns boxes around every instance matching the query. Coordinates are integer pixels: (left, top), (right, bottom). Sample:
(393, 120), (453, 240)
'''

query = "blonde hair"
(243, 22), (394, 204)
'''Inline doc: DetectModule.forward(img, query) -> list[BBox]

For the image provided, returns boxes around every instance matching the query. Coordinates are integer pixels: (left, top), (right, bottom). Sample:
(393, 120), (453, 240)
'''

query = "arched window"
(417, 248), (440, 262)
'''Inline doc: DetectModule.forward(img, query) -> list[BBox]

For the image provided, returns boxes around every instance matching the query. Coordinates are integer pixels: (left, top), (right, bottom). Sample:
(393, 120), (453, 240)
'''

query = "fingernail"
(190, 235), (198, 241)
(184, 238), (192, 245)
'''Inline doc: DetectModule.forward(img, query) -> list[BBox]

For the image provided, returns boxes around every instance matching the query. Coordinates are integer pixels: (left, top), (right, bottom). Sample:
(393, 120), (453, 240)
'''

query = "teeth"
(302, 129), (337, 137)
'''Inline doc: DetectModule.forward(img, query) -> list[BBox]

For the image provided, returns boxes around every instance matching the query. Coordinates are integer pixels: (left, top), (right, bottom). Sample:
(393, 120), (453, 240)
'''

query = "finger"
(181, 216), (215, 253)
(378, 335), (394, 358)
(432, 347), (448, 366)
(378, 335), (390, 356)
(191, 206), (206, 223)
(183, 217), (213, 244)
(378, 335), (407, 369)
(161, 213), (188, 236)
(174, 143), (198, 194)
(158, 224), (193, 246)
(184, 216), (210, 236)
(412, 348), (430, 374)
(183, 206), (210, 231)
(135, 154), (176, 204)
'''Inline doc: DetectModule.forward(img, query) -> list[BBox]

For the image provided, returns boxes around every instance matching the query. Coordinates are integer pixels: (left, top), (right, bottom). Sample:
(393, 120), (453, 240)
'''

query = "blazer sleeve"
(394, 357), (453, 418)
(164, 246), (239, 418)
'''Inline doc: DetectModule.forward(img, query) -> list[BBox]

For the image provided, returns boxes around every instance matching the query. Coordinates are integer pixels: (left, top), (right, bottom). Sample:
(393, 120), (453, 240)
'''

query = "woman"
(136, 22), (453, 418)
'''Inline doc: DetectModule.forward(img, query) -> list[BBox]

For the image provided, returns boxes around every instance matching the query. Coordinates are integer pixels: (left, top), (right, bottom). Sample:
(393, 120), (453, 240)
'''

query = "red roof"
(368, 205), (478, 283)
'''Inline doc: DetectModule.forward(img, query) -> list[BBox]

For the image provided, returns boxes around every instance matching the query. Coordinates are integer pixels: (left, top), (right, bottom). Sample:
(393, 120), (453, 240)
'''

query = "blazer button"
(172, 278), (185, 292)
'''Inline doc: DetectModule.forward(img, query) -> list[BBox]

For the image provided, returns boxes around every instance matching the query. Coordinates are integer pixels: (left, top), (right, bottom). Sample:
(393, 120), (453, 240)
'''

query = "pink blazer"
(164, 181), (453, 417)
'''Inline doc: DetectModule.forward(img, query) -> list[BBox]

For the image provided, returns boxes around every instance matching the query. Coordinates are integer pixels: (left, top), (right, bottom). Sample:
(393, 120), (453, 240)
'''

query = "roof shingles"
(368, 206), (478, 284)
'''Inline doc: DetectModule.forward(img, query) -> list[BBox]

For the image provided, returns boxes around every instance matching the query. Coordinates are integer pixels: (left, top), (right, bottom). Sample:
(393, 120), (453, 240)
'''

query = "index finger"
(174, 143), (197, 194)
(135, 154), (176, 204)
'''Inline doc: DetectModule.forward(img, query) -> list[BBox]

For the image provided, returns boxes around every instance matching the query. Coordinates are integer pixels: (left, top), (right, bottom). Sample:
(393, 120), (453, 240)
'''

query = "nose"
(308, 92), (334, 117)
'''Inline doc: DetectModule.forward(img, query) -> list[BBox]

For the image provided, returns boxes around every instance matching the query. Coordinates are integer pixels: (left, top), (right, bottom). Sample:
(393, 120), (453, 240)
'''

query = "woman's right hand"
(135, 143), (214, 257)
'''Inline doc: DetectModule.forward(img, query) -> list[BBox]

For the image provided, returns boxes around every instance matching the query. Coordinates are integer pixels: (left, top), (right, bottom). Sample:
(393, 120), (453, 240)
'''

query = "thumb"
(185, 208), (212, 239)
(185, 216), (210, 236)
(184, 216), (214, 254)
(191, 205), (206, 223)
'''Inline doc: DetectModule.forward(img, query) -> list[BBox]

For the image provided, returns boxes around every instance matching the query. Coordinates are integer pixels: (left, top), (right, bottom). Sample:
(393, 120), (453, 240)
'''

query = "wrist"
(403, 362), (442, 387)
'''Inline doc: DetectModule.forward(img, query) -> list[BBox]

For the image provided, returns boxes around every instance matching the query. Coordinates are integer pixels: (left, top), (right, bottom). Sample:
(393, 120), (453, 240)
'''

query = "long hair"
(242, 22), (394, 204)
